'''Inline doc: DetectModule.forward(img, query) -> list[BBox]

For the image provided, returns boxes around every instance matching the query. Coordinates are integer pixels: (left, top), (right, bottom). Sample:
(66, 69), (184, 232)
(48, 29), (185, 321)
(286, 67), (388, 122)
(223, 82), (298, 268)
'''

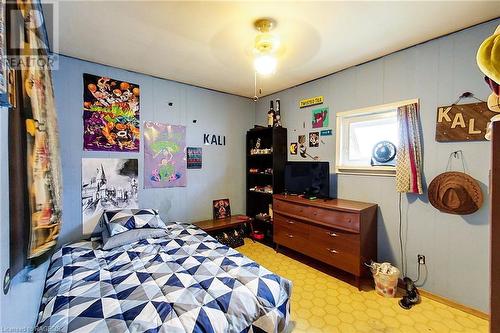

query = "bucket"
(368, 262), (400, 298)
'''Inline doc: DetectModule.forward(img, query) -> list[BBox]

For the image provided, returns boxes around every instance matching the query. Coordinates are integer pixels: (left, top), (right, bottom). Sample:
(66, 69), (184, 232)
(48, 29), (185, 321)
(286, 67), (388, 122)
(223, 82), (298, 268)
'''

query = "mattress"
(36, 223), (291, 332)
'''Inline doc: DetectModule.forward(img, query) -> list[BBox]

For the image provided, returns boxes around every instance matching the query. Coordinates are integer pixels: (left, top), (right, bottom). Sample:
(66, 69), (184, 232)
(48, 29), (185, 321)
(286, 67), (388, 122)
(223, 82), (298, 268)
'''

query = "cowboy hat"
(428, 172), (483, 215)
(477, 25), (500, 84)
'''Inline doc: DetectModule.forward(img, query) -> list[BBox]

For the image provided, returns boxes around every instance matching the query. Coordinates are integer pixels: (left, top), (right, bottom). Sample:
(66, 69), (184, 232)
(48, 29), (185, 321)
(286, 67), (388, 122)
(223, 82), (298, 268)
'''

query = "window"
(335, 100), (417, 175)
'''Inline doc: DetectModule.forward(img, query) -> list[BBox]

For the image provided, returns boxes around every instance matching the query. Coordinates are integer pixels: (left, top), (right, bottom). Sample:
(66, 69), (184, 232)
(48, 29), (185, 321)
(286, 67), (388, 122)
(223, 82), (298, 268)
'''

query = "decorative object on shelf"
(249, 185), (273, 194)
(267, 100), (275, 127)
(144, 122), (186, 188)
(436, 92), (493, 142)
(250, 138), (273, 155)
(312, 107), (329, 128)
(396, 102), (424, 194)
(320, 129), (332, 136)
(476, 25), (500, 85)
(371, 141), (397, 167)
(82, 158), (138, 234)
(289, 142), (298, 155)
(428, 150), (483, 215)
(299, 95), (324, 108)
(213, 198), (231, 220)
(187, 147), (202, 169)
(203, 133), (226, 146)
(309, 132), (319, 147)
(83, 73), (140, 152)
(274, 99), (282, 127)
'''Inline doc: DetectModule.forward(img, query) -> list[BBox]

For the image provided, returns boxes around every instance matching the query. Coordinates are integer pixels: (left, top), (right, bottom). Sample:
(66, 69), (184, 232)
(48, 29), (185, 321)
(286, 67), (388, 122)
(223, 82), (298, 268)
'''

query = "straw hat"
(428, 172), (483, 215)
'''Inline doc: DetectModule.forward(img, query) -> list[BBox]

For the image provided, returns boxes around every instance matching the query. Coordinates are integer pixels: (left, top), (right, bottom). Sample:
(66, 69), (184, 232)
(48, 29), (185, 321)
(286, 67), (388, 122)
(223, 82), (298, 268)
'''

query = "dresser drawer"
(309, 224), (360, 256)
(274, 214), (309, 235)
(310, 207), (360, 232)
(274, 224), (307, 249)
(274, 199), (360, 232)
(309, 245), (360, 275)
(274, 199), (309, 218)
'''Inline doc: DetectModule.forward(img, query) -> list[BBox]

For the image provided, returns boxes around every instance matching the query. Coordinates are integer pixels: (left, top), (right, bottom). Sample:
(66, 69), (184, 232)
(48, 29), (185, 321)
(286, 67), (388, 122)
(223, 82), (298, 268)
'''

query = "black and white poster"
(82, 158), (138, 234)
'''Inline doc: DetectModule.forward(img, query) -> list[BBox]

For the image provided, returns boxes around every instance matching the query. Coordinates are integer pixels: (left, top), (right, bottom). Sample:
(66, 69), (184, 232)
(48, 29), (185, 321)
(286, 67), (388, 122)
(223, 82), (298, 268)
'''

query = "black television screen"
(284, 162), (330, 198)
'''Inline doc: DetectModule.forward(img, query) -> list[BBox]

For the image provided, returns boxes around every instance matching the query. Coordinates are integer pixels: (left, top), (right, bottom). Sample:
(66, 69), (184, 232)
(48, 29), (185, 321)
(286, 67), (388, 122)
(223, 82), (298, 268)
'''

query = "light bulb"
(254, 55), (277, 76)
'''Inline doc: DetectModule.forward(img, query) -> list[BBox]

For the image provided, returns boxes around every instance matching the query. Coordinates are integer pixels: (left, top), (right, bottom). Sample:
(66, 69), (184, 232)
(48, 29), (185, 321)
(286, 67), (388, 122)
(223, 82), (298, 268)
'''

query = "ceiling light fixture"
(253, 18), (279, 76)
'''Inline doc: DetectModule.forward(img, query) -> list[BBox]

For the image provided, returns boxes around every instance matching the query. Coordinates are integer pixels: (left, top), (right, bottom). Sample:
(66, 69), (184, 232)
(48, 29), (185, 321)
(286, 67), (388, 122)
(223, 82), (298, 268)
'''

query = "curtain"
(396, 103), (423, 194)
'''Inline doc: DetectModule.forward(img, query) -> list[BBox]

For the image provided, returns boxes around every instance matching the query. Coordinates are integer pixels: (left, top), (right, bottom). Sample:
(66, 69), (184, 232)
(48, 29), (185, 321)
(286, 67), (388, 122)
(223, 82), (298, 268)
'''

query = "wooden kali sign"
(435, 102), (496, 142)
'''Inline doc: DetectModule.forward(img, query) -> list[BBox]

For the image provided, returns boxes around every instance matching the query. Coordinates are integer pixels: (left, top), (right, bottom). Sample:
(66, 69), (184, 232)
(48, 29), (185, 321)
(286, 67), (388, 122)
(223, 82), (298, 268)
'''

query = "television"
(284, 162), (330, 198)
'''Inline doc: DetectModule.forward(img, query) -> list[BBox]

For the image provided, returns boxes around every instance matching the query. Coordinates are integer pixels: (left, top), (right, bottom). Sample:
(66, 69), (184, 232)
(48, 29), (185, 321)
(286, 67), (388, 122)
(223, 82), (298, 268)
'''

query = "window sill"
(335, 166), (396, 177)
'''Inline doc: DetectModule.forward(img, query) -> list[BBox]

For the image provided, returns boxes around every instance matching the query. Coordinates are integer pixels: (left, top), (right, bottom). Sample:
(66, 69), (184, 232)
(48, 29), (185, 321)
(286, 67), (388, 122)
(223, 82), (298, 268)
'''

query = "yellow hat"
(477, 25), (500, 84)
(488, 92), (500, 113)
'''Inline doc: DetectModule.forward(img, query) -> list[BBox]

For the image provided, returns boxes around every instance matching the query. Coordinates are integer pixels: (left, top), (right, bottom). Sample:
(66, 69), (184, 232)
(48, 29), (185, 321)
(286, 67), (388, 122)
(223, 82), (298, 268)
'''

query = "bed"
(36, 222), (291, 332)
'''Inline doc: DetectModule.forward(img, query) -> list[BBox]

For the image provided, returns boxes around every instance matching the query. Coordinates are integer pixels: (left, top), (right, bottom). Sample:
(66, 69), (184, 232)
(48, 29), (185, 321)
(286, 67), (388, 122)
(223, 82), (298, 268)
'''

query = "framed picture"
(187, 147), (202, 169)
(312, 107), (329, 128)
(213, 198), (231, 220)
(309, 132), (320, 147)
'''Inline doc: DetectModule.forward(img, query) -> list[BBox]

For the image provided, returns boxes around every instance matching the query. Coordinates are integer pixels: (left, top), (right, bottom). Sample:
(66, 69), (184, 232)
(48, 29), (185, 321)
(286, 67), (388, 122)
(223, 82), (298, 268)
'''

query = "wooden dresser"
(273, 194), (378, 289)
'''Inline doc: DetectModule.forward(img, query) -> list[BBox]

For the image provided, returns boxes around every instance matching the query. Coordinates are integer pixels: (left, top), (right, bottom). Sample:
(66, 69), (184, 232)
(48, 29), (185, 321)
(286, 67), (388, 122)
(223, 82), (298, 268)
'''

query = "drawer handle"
(287, 234), (294, 238)
(327, 248), (338, 254)
(346, 218), (351, 223)
(287, 220), (295, 224)
(327, 232), (338, 237)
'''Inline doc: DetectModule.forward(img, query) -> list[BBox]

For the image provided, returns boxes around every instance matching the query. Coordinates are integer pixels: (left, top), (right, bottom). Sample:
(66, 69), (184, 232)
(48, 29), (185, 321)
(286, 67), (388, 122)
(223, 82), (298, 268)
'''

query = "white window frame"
(335, 99), (419, 176)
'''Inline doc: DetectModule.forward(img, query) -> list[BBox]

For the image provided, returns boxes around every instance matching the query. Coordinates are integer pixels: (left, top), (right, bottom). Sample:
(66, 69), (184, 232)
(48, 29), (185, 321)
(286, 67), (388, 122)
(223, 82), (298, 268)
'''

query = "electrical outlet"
(417, 254), (426, 265)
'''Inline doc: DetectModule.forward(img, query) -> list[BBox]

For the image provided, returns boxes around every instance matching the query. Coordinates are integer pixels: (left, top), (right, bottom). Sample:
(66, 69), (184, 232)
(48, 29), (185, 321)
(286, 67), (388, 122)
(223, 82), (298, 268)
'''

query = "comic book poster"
(312, 107), (329, 128)
(83, 73), (140, 151)
(144, 122), (186, 188)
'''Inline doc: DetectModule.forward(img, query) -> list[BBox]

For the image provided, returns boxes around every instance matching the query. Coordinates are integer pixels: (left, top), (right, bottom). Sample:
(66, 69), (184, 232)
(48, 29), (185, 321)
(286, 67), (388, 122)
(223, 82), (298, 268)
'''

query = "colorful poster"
(144, 122), (186, 188)
(309, 132), (320, 147)
(312, 107), (329, 128)
(289, 142), (298, 155)
(82, 158), (138, 234)
(83, 73), (140, 151)
(187, 147), (202, 169)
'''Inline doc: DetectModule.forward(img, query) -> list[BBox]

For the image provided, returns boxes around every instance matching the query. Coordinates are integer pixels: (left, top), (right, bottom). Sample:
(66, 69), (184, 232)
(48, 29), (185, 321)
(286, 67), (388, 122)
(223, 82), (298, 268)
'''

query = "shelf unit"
(246, 126), (287, 246)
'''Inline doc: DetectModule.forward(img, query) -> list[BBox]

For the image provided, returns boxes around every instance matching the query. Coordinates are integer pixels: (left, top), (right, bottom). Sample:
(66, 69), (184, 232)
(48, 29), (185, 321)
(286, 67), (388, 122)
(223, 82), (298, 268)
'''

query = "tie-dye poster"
(83, 73), (140, 151)
(144, 122), (186, 188)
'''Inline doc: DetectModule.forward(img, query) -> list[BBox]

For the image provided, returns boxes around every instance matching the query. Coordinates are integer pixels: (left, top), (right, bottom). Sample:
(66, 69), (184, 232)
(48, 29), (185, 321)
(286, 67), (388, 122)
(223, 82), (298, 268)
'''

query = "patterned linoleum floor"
(238, 239), (488, 333)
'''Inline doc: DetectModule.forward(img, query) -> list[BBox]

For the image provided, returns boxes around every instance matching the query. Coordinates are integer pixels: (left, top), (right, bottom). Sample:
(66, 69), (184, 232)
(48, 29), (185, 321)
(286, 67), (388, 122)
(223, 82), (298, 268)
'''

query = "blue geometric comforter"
(36, 223), (291, 332)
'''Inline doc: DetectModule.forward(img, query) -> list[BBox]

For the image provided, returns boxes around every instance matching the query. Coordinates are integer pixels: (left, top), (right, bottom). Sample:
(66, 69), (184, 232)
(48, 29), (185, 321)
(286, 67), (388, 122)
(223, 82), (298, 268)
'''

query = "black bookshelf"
(246, 126), (287, 246)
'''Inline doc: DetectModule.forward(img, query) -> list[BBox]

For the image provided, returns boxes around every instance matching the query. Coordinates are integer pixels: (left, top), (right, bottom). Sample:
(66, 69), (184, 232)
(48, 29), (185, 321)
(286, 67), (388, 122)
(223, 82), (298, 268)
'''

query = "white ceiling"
(51, 1), (500, 98)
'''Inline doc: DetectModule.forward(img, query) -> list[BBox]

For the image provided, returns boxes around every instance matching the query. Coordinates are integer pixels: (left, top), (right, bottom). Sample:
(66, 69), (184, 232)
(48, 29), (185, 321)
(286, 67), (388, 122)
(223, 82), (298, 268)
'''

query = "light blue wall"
(54, 56), (255, 245)
(255, 19), (499, 313)
(0, 55), (255, 329)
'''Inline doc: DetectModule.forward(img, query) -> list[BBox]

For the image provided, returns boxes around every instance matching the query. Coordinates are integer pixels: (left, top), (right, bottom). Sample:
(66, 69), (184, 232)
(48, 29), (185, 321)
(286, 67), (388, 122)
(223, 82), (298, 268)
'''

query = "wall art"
(187, 147), (202, 169)
(312, 107), (329, 128)
(320, 129), (333, 136)
(289, 142), (298, 155)
(83, 73), (140, 151)
(213, 198), (231, 219)
(82, 158), (138, 234)
(144, 122), (186, 188)
(309, 132), (320, 147)
(204, 133), (226, 146)
(299, 95), (324, 108)
(435, 102), (495, 142)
